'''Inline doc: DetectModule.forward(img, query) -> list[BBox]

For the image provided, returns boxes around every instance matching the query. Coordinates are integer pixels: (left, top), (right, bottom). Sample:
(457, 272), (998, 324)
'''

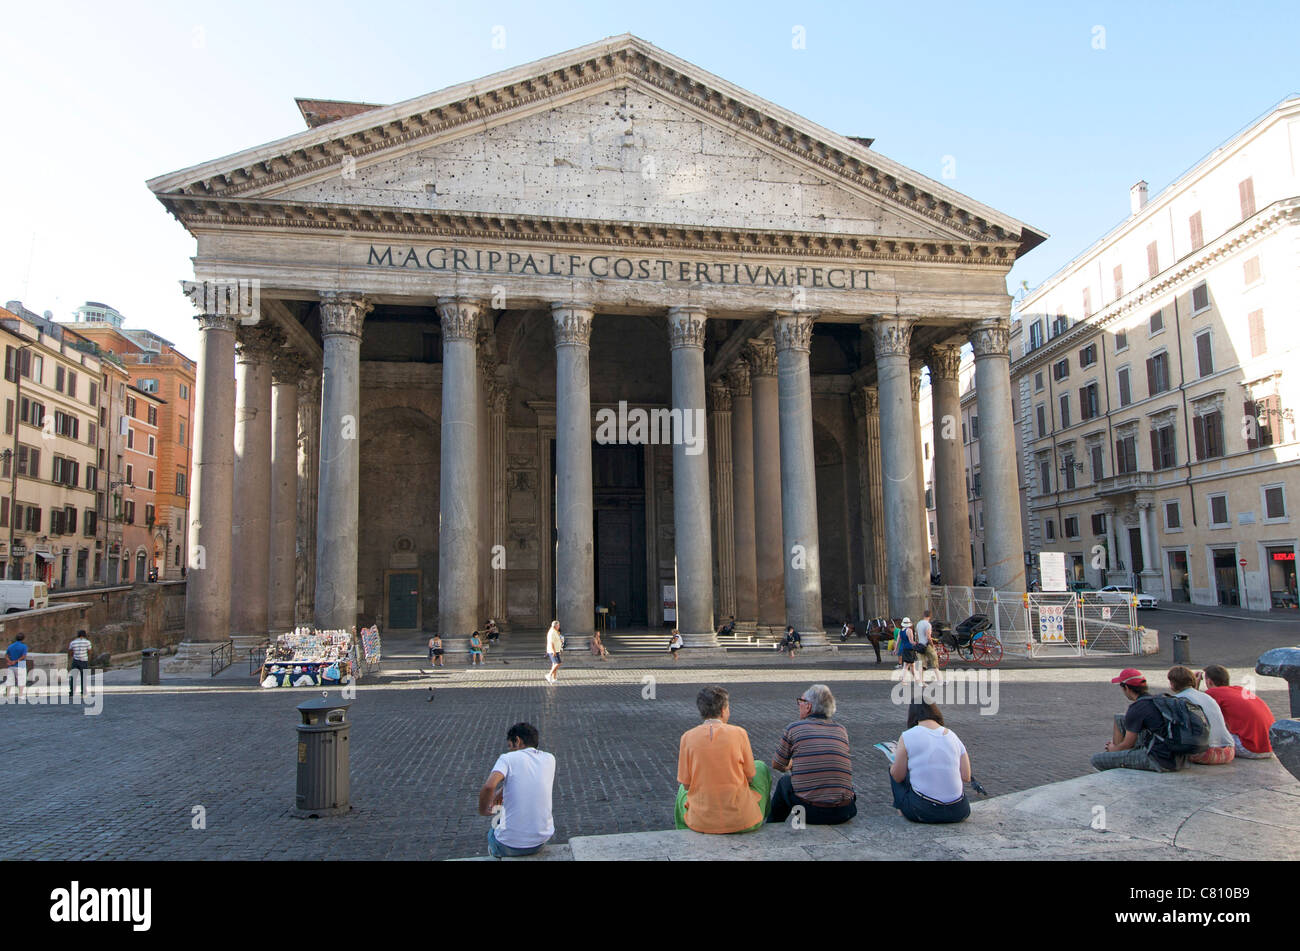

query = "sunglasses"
(796, 696), (810, 704)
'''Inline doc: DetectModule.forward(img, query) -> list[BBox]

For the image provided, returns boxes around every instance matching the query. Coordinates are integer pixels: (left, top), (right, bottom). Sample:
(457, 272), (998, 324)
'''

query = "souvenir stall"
(258, 626), (384, 687)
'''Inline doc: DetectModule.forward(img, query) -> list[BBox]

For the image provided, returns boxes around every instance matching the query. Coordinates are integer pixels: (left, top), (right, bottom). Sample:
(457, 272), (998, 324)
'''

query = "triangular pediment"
(149, 34), (1045, 255)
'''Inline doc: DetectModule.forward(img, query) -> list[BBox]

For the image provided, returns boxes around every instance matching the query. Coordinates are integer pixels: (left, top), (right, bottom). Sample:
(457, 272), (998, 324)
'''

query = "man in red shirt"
(1200, 665), (1274, 759)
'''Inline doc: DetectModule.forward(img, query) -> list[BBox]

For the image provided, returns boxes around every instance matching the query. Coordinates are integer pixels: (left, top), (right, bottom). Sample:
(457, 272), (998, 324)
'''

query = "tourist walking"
(68, 630), (93, 699)
(545, 621), (563, 683)
(668, 629), (683, 661)
(675, 685), (772, 833)
(769, 684), (857, 825)
(888, 700), (972, 824)
(477, 722), (557, 858)
(4, 634), (29, 700)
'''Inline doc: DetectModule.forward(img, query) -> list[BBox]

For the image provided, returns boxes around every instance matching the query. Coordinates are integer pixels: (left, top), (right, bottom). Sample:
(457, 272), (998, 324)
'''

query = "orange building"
(65, 305), (196, 579)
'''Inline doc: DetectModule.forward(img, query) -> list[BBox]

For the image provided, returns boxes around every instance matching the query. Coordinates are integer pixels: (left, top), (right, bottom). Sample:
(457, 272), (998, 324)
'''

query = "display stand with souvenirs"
(259, 626), (381, 688)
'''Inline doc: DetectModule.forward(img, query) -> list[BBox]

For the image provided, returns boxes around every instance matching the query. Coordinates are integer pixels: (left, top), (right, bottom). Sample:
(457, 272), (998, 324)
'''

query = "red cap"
(1111, 668), (1146, 686)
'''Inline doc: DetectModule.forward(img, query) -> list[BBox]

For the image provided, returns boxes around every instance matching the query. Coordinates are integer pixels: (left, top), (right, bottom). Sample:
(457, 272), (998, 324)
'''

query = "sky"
(1, 0), (1296, 358)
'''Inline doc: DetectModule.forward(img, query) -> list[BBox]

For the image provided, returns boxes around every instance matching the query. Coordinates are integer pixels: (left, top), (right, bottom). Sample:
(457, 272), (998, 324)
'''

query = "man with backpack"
(1090, 668), (1206, 773)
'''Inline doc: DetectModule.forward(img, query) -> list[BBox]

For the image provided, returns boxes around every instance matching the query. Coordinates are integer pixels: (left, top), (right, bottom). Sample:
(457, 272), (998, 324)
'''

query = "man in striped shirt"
(769, 684), (857, 825)
(68, 630), (92, 699)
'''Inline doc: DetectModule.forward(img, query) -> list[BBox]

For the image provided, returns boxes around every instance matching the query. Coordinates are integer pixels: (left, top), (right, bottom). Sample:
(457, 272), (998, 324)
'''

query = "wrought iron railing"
(210, 640), (233, 676)
(249, 642), (269, 677)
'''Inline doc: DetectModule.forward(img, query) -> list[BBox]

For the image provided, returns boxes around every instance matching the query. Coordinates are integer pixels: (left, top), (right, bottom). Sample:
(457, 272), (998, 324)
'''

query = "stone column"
(269, 350), (306, 634)
(230, 324), (279, 648)
(873, 317), (928, 616)
(177, 284), (239, 668)
(747, 339), (785, 633)
(1105, 506), (1119, 583)
(727, 362), (758, 632)
(862, 387), (886, 595)
(970, 318), (1026, 592)
(553, 303), (595, 649)
(709, 381), (736, 625)
(314, 292), (371, 630)
(929, 345), (974, 587)
(912, 362), (929, 571)
(436, 297), (483, 640)
(1137, 500), (1158, 587)
(669, 307), (716, 646)
(774, 311), (825, 642)
(487, 378), (509, 626)
(296, 372), (320, 626)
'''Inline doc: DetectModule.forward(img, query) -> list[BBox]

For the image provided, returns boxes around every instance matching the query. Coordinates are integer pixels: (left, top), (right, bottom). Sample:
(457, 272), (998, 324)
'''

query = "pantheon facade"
(149, 35), (1043, 665)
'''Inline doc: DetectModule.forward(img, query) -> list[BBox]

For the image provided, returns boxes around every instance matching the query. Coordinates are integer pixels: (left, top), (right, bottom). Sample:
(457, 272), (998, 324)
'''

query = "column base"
(681, 632), (719, 648)
(164, 640), (231, 674)
(796, 629), (829, 647)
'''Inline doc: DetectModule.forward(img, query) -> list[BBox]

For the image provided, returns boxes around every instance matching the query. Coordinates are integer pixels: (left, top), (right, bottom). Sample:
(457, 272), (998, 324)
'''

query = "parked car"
(1095, 584), (1158, 610)
(0, 580), (50, 613)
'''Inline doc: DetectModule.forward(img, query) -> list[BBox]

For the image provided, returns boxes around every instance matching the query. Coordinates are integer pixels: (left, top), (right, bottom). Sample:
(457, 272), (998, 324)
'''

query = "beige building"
(1008, 96), (1300, 609)
(0, 303), (112, 587)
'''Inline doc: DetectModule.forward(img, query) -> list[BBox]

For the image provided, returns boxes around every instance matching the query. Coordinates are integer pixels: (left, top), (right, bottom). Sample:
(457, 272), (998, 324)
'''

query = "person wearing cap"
(1090, 668), (1184, 773)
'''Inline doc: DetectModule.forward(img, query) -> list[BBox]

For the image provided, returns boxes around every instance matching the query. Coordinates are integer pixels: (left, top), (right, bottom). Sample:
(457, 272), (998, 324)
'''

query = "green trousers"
(674, 759), (773, 833)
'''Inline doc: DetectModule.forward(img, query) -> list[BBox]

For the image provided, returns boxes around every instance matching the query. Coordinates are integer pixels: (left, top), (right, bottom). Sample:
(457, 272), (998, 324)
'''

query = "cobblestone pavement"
(2, 658), (1292, 861)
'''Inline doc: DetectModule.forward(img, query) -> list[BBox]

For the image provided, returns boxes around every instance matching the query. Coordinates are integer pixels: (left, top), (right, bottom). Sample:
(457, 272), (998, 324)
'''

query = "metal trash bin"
(295, 694), (352, 816)
(140, 648), (161, 685)
(1171, 632), (1191, 665)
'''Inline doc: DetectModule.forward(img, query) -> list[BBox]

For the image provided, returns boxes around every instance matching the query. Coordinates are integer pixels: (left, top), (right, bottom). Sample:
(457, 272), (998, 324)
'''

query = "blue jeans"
(889, 773), (970, 824)
(487, 826), (547, 857)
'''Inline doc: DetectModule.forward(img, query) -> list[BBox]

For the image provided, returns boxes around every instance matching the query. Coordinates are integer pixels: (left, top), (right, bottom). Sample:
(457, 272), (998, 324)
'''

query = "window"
(1036, 404), (1047, 438)
(1150, 423), (1177, 470)
(1146, 351), (1170, 396)
(961, 422), (967, 444)
(1189, 211), (1204, 251)
(1208, 494), (1229, 527)
(1115, 329), (1128, 352)
(53, 410), (78, 438)
(16, 445), (39, 478)
(0, 498), (7, 529)
(1051, 314), (1069, 338)
(1053, 359), (1070, 382)
(147, 406), (157, 426)
(179, 383), (189, 401)
(1080, 383), (1100, 421)
(1239, 177), (1256, 220)
(1038, 457), (1051, 494)
(0, 451), (8, 479)
(178, 420), (186, 445)
(138, 379), (159, 394)
(84, 510), (97, 537)
(1115, 434), (1138, 474)
(1117, 367), (1132, 407)
(68, 370), (77, 397)
(1090, 444), (1104, 482)
(1082, 287), (1092, 316)
(89, 381), (98, 406)
(127, 428), (134, 450)
(973, 471), (982, 497)
(1263, 485), (1287, 521)
(124, 500), (135, 525)
(86, 465), (98, 491)
(1059, 393), (1071, 428)
(1191, 281), (1210, 313)
(1243, 256), (1262, 286)
(1078, 343), (1097, 368)
(55, 366), (64, 392)
(3, 399), (10, 436)
(1064, 516), (1080, 539)
(88, 422), (96, 447)
(126, 463), (133, 485)
(925, 486), (934, 509)
(1247, 395), (1281, 449)
(1195, 331), (1214, 377)
(145, 503), (155, 526)
(1112, 265), (1124, 300)
(148, 435), (155, 456)
(1149, 309), (1164, 334)
(23, 505), (41, 533)
(1062, 453), (1077, 490)
(1248, 310), (1266, 358)
(126, 396), (136, 418)
(1165, 501), (1182, 531)
(1045, 519), (1056, 541)
(1193, 410), (1225, 460)
(147, 469), (155, 490)
(175, 469), (187, 496)
(20, 398), (45, 427)
(970, 416), (979, 439)
(1034, 371), (1044, 392)
(1029, 320), (1044, 351)
(1147, 241), (1159, 279)
(1091, 512), (1106, 536)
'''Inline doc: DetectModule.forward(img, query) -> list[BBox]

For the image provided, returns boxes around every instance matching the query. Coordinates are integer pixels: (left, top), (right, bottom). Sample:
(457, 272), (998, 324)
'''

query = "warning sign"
(1040, 605), (1067, 643)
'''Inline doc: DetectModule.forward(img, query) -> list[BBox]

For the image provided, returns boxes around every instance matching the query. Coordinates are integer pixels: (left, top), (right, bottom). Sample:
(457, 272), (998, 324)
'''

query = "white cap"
(901, 617), (912, 626)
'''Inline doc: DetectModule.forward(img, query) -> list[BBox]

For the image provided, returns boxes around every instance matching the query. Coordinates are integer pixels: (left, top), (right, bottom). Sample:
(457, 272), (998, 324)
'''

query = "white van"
(0, 580), (49, 613)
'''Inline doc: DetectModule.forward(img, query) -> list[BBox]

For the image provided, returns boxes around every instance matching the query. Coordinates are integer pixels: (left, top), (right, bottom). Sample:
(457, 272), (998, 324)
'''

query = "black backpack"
(1146, 695), (1210, 756)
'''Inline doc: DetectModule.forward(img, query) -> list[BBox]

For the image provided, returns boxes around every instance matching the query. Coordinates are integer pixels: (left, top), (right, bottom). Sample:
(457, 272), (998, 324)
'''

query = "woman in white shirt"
(888, 702), (972, 823)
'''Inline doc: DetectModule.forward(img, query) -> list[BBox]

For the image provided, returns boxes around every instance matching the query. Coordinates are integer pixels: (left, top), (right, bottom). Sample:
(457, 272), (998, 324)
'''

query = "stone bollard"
(1256, 647), (1300, 781)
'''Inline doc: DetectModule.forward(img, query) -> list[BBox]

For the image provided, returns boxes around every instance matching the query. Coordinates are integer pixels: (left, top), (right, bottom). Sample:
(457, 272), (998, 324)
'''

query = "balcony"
(1094, 471), (1154, 497)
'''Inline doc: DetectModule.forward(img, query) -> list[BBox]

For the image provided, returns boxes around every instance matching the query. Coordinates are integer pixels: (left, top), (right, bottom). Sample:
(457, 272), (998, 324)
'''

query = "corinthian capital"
(910, 362), (924, 403)
(969, 319), (1011, 358)
(182, 278), (259, 327)
(772, 311), (817, 353)
(270, 348), (312, 386)
(871, 317), (913, 359)
(709, 381), (732, 413)
(433, 297), (483, 342)
(235, 324), (285, 364)
(551, 302), (594, 347)
(928, 345), (963, 381)
(667, 306), (707, 350)
(319, 292), (372, 338)
(743, 339), (778, 377)
(725, 361), (751, 398)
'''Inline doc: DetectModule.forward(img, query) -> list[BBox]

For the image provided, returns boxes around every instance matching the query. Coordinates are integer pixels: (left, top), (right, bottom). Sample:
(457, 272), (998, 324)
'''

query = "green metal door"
(388, 573), (419, 629)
